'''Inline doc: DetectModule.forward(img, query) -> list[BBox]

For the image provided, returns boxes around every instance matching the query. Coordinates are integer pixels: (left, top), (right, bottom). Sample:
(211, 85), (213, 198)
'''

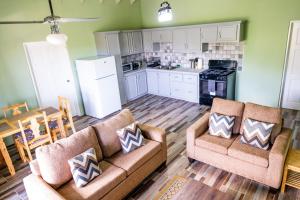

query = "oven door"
(200, 79), (227, 104)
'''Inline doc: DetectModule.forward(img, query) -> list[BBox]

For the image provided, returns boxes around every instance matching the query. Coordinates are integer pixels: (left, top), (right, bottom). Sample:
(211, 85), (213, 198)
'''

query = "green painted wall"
(140, 0), (300, 107)
(0, 0), (142, 115)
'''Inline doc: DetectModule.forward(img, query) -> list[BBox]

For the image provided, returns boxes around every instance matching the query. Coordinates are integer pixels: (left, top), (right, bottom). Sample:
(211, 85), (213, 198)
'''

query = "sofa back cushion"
(240, 102), (282, 144)
(35, 127), (102, 188)
(211, 98), (245, 134)
(92, 109), (135, 157)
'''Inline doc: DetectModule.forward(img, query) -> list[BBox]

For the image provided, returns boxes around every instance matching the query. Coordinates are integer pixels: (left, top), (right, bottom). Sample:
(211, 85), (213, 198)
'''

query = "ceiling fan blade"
(0, 20), (44, 24)
(57, 17), (101, 23)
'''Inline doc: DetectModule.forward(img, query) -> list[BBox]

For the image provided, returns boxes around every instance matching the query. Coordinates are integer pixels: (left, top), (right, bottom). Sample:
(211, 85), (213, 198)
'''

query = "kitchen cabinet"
(143, 30), (153, 52)
(137, 71), (148, 96)
(119, 31), (143, 56)
(152, 30), (172, 43)
(124, 70), (148, 101)
(147, 71), (159, 94)
(201, 26), (218, 43)
(124, 73), (138, 100)
(173, 28), (201, 53)
(94, 31), (121, 55)
(158, 72), (171, 97)
(217, 24), (239, 42)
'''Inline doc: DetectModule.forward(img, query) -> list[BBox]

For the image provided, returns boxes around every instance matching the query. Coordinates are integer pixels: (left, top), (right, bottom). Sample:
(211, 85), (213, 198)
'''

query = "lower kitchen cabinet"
(147, 71), (159, 95)
(158, 72), (171, 97)
(124, 70), (148, 101)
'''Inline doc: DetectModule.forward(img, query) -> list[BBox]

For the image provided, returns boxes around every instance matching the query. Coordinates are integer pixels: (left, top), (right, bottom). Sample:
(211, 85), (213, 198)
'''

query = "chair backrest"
(2, 102), (29, 118)
(18, 111), (52, 146)
(58, 96), (73, 122)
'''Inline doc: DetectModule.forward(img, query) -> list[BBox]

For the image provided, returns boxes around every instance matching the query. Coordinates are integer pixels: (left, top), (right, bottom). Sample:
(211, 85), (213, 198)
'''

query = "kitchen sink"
(155, 65), (179, 70)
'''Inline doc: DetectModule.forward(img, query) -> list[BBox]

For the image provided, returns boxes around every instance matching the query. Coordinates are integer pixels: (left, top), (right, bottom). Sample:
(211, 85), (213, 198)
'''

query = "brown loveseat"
(186, 98), (292, 189)
(23, 109), (167, 200)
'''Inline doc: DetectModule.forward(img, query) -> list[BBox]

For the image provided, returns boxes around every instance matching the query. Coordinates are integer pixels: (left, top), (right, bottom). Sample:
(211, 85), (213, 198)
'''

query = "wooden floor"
(1, 94), (300, 200)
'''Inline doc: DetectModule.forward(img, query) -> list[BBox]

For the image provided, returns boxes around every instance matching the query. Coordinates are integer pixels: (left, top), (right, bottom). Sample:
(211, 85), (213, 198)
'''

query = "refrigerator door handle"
(95, 74), (115, 80)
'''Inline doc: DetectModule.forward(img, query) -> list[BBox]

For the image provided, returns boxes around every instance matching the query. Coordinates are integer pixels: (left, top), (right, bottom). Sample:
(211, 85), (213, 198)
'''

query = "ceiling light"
(46, 33), (68, 45)
(158, 1), (173, 22)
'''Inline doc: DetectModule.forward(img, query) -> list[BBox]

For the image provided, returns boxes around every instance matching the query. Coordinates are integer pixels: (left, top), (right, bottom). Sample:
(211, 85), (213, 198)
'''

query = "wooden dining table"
(0, 107), (66, 176)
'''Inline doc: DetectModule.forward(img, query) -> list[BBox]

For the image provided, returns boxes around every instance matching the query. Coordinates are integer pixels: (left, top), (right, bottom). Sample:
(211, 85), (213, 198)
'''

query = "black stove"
(199, 60), (237, 105)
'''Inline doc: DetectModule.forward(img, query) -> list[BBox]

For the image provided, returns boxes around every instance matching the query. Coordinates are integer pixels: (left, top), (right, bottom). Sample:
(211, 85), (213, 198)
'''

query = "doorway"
(281, 21), (300, 110)
(24, 41), (81, 115)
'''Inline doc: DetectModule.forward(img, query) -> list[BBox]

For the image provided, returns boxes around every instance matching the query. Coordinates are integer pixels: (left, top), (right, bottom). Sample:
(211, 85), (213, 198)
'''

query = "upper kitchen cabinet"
(201, 26), (218, 43)
(142, 30), (153, 52)
(217, 24), (242, 42)
(94, 31), (121, 55)
(152, 30), (172, 43)
(173, 28), (201, 53)
(119, 31), (144, 56)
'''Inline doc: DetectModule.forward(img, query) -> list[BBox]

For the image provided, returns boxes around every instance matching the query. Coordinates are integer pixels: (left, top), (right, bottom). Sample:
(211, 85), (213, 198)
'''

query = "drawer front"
(170, 73), (183, 82)
(184, 84), (198, 102)
(183, 74), (198, 84)
(171, 82), (184, 99)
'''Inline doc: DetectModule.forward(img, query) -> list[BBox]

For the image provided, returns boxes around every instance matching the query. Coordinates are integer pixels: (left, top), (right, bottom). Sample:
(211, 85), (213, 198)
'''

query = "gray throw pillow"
(209, 112), (235, 139)
(240, 118), (275, 150)
(68, 148), (101, 187)
(117, 123), (144, 153)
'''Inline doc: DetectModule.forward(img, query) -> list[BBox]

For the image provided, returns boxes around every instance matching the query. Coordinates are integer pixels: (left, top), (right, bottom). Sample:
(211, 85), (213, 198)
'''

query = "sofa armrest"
(138, 123), (167, 162)
(24, 174), (66, 200)
(186, 112), (210, 158)
(266, 128), (292, 188)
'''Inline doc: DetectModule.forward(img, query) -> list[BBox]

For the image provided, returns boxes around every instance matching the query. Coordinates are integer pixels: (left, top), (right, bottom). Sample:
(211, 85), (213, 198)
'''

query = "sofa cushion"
(209, 113), (235, 139)
(106, 139), (161, 175)
(211, 98), (245, 134)
(228, 135), (269, 168)
(92, 109), (135, 158)
(240, 118), (275, 150)
(68, 148), (102, 188)
(117, 123), (144, 153)
(58, 161), (126, 200)
(35, 127), (102, 188)
(240, 102), (282, 144)
(195, 131), (237, 155)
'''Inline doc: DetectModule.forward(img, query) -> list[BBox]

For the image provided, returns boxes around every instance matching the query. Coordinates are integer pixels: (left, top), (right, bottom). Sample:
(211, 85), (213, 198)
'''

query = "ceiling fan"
(0, 0), (101, 45)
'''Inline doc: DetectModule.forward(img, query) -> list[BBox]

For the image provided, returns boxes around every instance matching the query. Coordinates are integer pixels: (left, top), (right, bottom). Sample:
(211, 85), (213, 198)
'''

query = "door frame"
(279, 20), (300, 108)
(23, 41), (82, 116)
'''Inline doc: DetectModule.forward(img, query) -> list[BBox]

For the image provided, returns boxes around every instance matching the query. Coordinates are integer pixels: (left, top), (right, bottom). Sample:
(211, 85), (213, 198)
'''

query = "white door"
(125, 74), (138, 100)
(143, 31), (153, 52)
(158, 72), (170, 97)
(282, 22), (300, 110)
(160, 30), (173, 43)
(132, 31), (143, 54)
(187, 28), (201, 52)
(137, 71), (148, 96)
(147, 71), (159, 94)
(217, 24), (238, 42)
(119, 32), (130, 56)
(24, 42), (80, 115)
(173, 29), (187, 52)
(201, 26), (218, 43)
(152, 31), (161, 43)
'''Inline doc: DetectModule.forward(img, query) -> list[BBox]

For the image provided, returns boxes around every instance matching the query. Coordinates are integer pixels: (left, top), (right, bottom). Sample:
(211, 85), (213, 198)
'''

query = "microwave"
(122, 63), (132, 73)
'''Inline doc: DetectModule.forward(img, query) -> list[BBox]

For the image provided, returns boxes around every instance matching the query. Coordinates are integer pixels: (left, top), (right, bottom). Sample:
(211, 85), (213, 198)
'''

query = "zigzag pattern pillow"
(209, 113), (235, 139)
(117, 123), (144, 153)
(68, 148), (101, 187)
(241, 118), (275, 150)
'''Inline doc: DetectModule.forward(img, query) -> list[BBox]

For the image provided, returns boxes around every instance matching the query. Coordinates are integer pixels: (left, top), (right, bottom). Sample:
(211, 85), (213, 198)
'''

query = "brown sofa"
(23, 109), (167, 200)
(186, 98), (292, 189)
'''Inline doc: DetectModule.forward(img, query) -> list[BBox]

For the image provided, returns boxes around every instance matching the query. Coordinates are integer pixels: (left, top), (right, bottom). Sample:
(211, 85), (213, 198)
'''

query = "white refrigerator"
(76, 56), (122, 119)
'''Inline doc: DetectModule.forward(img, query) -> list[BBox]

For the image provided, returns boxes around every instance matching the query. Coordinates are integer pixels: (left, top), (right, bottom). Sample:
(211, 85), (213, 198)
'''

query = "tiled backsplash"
(122, 42), (244, 71)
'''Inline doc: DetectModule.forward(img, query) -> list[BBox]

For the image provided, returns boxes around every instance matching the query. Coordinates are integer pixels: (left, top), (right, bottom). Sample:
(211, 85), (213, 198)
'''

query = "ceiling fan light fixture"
(46, 33), (68, 45)
(158, 1), (173, 22)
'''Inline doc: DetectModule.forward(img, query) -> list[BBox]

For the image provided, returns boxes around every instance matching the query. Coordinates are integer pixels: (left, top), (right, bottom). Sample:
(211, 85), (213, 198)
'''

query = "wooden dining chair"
(15, 112), (53, 162)
(48, 114), (66, 142)
(2, 102), (29, 118)
(49, 96), (76, 138)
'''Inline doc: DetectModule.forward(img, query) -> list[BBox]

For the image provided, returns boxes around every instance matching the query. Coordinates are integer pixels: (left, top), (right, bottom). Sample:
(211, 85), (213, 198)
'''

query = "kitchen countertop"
(123, 67), (206, 76)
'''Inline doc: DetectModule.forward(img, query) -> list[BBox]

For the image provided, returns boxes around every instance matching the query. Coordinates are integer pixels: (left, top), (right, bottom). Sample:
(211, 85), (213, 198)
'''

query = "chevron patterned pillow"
(241, 118), (275, 150)
(117, 123), (144, 153)
(209, 112), (235, 139)
(68, 148), (102, 187)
